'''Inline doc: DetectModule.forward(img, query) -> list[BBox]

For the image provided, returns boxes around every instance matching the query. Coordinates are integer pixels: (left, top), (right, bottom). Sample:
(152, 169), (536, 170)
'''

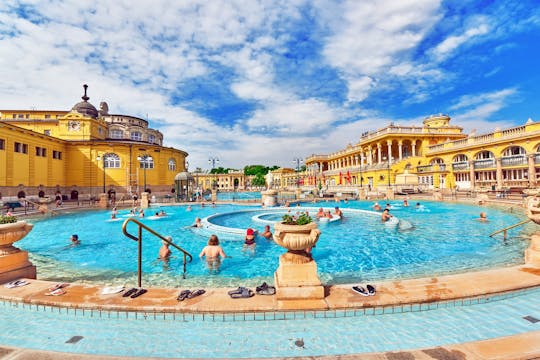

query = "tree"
(251, 173), (266, 187)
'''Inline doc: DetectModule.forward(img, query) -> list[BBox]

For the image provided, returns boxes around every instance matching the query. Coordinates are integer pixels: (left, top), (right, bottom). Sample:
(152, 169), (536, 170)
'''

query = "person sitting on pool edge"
(70, 234), (80, 245)
(261, 225), (272, 239)
(381, 209), (392, 222)
(199, 234), (227, 271)
(243, 228), (257, 252)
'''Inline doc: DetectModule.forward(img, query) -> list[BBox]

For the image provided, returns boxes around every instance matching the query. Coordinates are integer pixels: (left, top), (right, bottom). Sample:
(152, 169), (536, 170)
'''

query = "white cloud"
(432, 20), (490, 61)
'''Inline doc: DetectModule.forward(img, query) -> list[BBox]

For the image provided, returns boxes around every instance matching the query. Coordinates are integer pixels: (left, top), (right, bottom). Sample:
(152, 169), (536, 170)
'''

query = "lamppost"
(96, 154), (109, 194)
(137, 154), (153, 192)
(355, 155), (363, 188)
(292, 157), (303, 188)
(208, 156), (219, 189)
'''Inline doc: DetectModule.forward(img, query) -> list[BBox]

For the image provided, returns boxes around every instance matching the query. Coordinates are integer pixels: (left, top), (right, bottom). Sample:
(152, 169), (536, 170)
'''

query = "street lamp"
(96, 154), (109, 194)
(292, 157), (303, 188)
(208, 156), (219, 189)
(383, 156), (391, 188)
(137, 154), (153, 192)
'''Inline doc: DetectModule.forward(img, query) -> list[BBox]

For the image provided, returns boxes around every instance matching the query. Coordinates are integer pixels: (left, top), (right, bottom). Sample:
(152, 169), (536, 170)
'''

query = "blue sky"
(0, 0), (539, 170)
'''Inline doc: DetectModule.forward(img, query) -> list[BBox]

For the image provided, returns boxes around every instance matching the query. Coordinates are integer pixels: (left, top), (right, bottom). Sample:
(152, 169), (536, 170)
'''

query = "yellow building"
(0, 85), (187, 201)
(193, 171), (251, 192)
(304, 114), (540, 193)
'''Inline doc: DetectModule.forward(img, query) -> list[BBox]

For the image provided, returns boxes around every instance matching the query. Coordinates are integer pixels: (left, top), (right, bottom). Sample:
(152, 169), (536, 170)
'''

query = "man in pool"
(199, 234), (227, 271)
(381, 209), (392, 222)
(261, 225), (272, 239)
(476, 212), (488, 222)
(159, 236), (172, 260)
(334, 206), (343, 217)
(192, 217), (203, 228)
(70, 234), (80, 245)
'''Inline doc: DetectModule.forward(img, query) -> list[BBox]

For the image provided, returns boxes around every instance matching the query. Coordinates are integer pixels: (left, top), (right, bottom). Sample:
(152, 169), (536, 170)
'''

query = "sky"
(1, 0), (539, 170)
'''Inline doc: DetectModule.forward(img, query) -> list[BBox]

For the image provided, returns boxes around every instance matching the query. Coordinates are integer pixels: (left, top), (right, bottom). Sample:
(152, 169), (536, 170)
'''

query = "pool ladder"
(489, 218), (532, 240)
(122, 217), (193, 287)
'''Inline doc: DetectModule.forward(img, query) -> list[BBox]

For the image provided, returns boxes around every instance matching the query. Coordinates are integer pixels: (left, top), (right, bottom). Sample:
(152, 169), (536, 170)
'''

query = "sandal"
(229, 288), (254, 298)
(46, 288), (66, 296)
(352, 285), (369, 296)
(187, 289), (205, 299)
(367, 284), (376, 296)
(256, 286), (275, 295)
(48, 283), (69, 292)
(177, 290), (191, 301)
(131, 288), (147, 298)
(227, 287), (246, 296)
(122, 288), (138, 297)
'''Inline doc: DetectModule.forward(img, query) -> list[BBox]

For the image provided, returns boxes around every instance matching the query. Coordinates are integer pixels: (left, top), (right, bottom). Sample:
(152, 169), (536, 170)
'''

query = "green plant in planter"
(0, 215), (17, 224)
(282, 212), (312, 225)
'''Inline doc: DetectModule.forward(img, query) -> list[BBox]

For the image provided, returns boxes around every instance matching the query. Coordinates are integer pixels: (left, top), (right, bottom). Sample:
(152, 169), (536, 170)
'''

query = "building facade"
(0, 85), (187, 200)
(303, 115), (540, 193)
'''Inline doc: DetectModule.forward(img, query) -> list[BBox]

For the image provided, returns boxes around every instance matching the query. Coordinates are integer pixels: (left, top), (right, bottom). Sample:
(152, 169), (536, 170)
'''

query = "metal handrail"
(122, 217), (193, 287)
(489, 219), (531, 240)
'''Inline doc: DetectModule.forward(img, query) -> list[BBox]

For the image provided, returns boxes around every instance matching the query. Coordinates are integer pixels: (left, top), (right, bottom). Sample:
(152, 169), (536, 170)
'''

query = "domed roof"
(174, 172), (194, 181)
(71, 84), (98, 119)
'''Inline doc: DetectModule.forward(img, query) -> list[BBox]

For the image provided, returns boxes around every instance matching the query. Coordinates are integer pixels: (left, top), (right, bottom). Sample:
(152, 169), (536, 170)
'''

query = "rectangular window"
(0, 138), (4, 150)
(53, 150), (62, 160)
(35, 147), (47, 157)
(14, 142), (28, 154)
(44, 114), (51, 119)
(12, 114), (16, 119)
(18, 114), (24, 118)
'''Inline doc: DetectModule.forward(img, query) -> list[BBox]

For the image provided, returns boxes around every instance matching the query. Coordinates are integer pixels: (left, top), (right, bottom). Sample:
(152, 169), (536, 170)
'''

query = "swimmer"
(111, 206), (117, 219)
(186, 205), (192, 211)
(334, 206), (343, 217)
(192, 217), (203, 228)
(243, 228), (257, 252)
(261, 225), (272, 239)
(381, 209), (392, 222)
(70, 234), (80, 245)
(139, 209), (145, 218)
(199, 234), (227, 271)
(373, 202), (382, 211)
(158, 236), (172, 260)
(403, 198), (409, 207)
(325, 210), (333, 219)
(316, 207), (325, 218)
(476, 212), (488, 222)
(158, 210), (166, 217)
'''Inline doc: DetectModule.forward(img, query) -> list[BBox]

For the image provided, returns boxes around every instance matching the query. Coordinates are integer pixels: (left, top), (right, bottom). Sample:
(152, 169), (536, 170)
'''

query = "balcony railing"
(416, 165), (433, 173)
(473, 159), (496, 169)
(501, 155), (527, 167)
(452, 161), (469, 171)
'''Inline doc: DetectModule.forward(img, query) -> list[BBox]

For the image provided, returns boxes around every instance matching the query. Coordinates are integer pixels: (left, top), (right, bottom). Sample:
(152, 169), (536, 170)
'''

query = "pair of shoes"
(122, 288), (138, 297)
(229, 287), (254, 298)
(4, 279), (29, 288)
(101, 285), (125, 295)
(256, 283), (276, 295)
(187, 289), (205, 299)
(48, 283), (69, 292)
(177, 289), (191, 301)
(228, 287), (247, 296)
(46, 288), (66, 296)
(352, 284), (376, 296)
(130, 288), (147, 298)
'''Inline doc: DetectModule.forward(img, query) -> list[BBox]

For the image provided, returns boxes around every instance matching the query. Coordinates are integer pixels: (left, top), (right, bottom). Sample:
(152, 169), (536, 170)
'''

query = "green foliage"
(281, 212), (312, 225)
(251, 173), (266, 187)
(0, 215), (17, 224)
(209, 167), (230, 174)
(244, 165), (268, 176)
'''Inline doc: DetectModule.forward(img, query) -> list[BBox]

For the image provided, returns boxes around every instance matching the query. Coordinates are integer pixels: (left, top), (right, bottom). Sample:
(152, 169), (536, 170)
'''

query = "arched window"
(168, 159), (176, 171)
(104, 153), (121, 168)
(452, 154), (468, 163)
(430, 158), (444, 165)
(131, 131), (142, 141)
(110, 129), (123, 139)
(148, 134), (156, 144)
(139, 157), (154, 169)
(502, 146), (526, 156)
(475, 150), (494, 160)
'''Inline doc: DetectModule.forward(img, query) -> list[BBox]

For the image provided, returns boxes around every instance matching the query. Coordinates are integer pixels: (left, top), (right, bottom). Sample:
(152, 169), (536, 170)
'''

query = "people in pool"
(243, 228), (257, 252)
(192, 217), (203, 228)
(325, 210), (333, 219)
(316, 207), (325, 218)
(381, 209), (392, 222)
(403, 198), (409, 207)
(111, 206), (117, 219)
(159, 236), (172, 260)
(186, 205), (192, 211)
(70, 234), (80, 245)
(373, 202), (382, 211)
(334, 206), (343, 217)
(199, 234), (227, 271)
(139, 209), (145, 218)
(261, 225), (272, 239)
(476, 212), (488, 222)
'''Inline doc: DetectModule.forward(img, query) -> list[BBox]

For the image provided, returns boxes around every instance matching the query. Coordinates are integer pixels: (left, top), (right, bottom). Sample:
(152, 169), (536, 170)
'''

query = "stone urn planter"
(0, 221), (36, 284)
(273, 221), (326, 309)
(526, 196), (540, 225)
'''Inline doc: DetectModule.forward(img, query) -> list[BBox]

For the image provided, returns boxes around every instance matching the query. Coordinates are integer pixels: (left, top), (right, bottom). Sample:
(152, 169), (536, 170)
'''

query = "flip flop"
(122, 288), (138, 297)
(367, 284), (376, 296)
(4, 280), (29, 288)
(101, 285), (125, 295)
(229, 288), (254, 298)
(48, 283), (69, 292)
(46, 288), (66, 296)
(131, 288), (147, 298)
(187, 289), (205, 299)
(177, 290), (191, 301)
(256, 286), (275, 295)
(255, 282), (268, 292)
(227, 287), (246, 295)
(352, 285), (369, 296)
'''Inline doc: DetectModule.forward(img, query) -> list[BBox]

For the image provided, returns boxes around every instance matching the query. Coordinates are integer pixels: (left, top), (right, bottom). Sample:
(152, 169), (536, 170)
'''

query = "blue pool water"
(17, 200), (532, 288)
(214, 191), (261, 201)
(0, 287), (538, 358)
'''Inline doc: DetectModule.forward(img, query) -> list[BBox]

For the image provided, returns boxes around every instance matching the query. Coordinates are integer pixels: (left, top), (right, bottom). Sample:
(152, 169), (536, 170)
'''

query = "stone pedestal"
(0, 221), (36, 284)
(432, 189), (443, 201)
(211, 190), (217, 202)
(273, 222), (326, 310)
(525, 233), (540, 265)
(141, 192), (149, 209)
(386, 187), (395, 200)
(358, 188), (366, 200)
(295, 189), (302, 200)
(261, 190), (278, 207)
(98, 193), (108, 208)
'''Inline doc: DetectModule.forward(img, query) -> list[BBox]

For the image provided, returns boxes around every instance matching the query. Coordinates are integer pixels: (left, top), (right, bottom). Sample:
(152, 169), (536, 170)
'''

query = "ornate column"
(496, 158), (503, 189)
(412, 141), (416, 157)
(528, 154), (536, 188)
(377, 144), (382, 164)
(368, 147), (373, 165)
(398, 140), (403, 160)
(469, 160), (476, 190)
(387, 140), (393, 162)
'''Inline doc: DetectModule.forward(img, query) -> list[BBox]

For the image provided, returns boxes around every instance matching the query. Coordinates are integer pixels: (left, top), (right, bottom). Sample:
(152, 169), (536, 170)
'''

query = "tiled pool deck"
(1, 202), (540, 359)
